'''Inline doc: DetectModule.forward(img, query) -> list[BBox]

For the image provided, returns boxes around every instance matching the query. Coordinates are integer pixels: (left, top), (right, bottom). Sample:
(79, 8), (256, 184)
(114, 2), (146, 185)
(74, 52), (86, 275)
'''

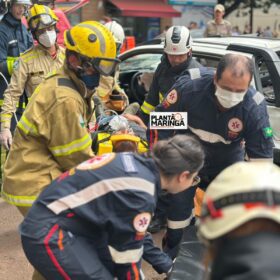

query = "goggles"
(79, 56), (120, 76)
(28, 13), (56, 31)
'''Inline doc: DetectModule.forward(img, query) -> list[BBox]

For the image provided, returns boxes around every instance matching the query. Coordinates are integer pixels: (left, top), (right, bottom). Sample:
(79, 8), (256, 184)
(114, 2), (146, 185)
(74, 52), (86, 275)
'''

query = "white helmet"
(105, 21), (125, 46)
(164, 26), (192, 55)
(198, 161), (280, 242)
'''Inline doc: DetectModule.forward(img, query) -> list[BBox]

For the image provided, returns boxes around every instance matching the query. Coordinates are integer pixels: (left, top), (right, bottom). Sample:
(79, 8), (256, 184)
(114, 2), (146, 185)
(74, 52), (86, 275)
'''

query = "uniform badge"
(228, 118), (243, 133)
(77, 153), (115, 170)
(133, 212), (151, 233)
(166, 89), (178, 104)
(13, 60), (19, 71)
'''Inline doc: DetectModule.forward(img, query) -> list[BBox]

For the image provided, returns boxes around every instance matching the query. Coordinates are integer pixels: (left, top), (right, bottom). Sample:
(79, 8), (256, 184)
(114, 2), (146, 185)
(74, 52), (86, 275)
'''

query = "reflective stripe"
(1, 190), (36, 207)
(167, 210), (194, 229)
(49, 134), (92, 157)
(189, 68), (201, 80)
(189, 126), (231, 144)
(0, 113), (12, 123)
(0, 99), (26, 108)
(141, 101), (155, 115)
(18, 115), (38, 135)
(108, 245), (143, 264)
(159, 92), (164, 103)
(22, 54), (39, 63)
(253, 91), (265, 105)
(8, 40), (17, 45)
(47, 177), (155, 214)
(248, 158), (273, 162)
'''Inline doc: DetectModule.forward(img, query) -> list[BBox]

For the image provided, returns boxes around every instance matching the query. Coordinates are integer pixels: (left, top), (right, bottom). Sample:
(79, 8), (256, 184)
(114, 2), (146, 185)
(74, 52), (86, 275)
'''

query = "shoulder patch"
(253, 91), (265, 105)
(188, 68), (201, 80)
(133, 212), (151, 233)
(77, 153), (116, 170)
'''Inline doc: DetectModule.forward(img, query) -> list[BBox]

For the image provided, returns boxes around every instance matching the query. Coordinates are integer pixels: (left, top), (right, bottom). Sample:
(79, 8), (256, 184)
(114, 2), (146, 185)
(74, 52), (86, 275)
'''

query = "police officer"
(20, 134), (204, 279)
(1, 21), (119, 216)
(95, 20), (131, 113)
(204, 4), (232, 37)
(139, 25), (201, 125)
(0, 4), (65, 150)
(199, 161), (280, 280)
(149, 54), (274, 258)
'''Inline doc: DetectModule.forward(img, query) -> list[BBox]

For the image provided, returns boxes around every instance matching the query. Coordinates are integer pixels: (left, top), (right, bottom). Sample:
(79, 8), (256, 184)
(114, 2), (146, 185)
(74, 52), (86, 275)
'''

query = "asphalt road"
(0, 198), (165, 280)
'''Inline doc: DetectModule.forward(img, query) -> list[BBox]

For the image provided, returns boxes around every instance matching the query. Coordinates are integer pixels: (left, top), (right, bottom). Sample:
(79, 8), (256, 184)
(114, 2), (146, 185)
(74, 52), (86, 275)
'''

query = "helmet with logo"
(64, 21), (119, 76)
(104, 20), (125, 52)
(27, 4), (57, 32)
(164, 26), (192, 55)
(198, 161), (280, 243)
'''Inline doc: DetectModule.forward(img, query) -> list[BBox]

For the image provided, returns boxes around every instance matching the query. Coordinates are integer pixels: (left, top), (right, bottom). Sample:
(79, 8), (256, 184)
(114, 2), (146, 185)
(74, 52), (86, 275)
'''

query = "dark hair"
(216, 54), (254, 83)
(152, 134), (205, 177)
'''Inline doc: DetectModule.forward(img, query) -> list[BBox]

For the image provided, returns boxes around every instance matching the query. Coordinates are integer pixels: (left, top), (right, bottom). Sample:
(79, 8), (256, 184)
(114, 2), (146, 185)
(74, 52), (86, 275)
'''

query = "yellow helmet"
(64, 21), (119, 76)
(27, 4), (58, 32)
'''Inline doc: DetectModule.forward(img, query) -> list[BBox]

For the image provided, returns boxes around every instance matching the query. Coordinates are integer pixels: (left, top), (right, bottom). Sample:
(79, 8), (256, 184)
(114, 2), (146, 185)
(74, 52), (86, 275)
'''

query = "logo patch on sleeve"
(166, 89), (178, 104)
(133, 212), (151, 233)
(263, 127), (273, 138)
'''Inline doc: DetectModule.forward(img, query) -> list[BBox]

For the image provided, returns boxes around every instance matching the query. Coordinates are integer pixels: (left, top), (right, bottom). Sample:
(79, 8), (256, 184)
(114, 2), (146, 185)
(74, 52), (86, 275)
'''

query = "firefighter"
(1, 21), (119, 216)
(199, 161), (280, 280)
(0, 0), (33, 183)
(139, 25), (201, 125)
(95, 20), (130, 113)
(148, 54), (274, 258)
(0, 4), (65, 150)
(20, 134), (204, 279)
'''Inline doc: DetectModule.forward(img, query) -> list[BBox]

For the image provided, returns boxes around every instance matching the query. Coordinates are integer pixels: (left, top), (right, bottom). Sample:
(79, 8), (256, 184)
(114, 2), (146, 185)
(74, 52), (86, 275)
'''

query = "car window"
(257, 57), (275, 102)
(193, 55), (220, 68)
(120, 53), (162, 73)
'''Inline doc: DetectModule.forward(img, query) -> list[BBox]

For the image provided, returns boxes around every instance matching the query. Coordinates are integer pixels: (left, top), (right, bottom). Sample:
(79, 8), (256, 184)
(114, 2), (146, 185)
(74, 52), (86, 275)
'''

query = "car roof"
(193, 36), (280, 50)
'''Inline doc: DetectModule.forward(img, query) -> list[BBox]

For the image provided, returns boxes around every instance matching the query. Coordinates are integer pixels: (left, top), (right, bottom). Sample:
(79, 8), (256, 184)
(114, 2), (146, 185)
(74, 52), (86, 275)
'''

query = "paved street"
(0, 198), (165, 280)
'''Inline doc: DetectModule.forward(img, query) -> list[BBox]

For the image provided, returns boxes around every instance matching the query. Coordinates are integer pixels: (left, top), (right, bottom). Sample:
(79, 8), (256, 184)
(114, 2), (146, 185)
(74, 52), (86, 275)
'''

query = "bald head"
(216, 54), (254, 84)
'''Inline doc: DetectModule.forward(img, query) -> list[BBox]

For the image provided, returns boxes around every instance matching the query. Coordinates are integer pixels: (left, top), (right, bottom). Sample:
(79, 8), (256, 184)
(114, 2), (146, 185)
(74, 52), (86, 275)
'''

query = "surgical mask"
(80, 72), (100, 90)
(215, 84), (247, 108)
(38, 30), (57, 48)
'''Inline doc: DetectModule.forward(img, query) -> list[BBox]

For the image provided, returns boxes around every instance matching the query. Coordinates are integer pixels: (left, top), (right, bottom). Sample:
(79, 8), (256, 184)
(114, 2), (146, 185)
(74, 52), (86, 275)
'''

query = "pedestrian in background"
(204, 4), (232, 37)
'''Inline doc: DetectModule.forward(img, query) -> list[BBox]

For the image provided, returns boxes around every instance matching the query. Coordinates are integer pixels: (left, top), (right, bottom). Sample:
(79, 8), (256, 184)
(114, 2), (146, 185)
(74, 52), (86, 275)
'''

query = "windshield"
(120, 53), (162, 72)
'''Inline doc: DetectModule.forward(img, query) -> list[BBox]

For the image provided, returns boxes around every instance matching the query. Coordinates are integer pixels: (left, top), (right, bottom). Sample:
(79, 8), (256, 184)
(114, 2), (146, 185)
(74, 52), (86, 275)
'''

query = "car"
(118, 36), (280, 157)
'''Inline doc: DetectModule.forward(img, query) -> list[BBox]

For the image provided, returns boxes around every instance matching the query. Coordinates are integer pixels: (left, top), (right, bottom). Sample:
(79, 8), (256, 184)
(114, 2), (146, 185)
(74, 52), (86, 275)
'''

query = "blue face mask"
(80, 72), (100, 90)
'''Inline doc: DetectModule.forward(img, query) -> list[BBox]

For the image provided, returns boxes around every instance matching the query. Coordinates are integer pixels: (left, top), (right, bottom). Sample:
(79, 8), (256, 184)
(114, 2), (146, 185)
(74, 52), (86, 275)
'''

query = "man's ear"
(67, 53), (81, 70)
(178, 170), (190, 183)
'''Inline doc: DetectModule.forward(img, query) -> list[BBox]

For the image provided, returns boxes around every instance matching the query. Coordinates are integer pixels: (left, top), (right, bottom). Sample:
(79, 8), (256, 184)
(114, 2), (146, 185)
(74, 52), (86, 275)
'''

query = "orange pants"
(194, 187), (205, 217)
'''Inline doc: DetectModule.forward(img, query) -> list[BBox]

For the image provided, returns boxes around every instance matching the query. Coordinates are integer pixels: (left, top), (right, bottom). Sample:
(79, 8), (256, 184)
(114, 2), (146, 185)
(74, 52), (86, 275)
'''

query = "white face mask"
(38, 30), (57, 48)
(215, 84), (247, 109)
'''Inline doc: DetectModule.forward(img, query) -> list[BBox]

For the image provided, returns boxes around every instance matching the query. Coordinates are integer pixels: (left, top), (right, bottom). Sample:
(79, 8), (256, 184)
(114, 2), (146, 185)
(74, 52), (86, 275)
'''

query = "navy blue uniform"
(148, 67), (274, 257)
(0, 12), (33, 130)
(139, 54), (201, 125)
(20, 153), (172, 279)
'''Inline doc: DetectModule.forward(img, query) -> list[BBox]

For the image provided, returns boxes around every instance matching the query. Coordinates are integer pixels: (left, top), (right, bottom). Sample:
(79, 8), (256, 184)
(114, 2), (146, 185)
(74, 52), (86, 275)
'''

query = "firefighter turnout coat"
(0, 44), (65, 130)
(1, 64), (95, 207)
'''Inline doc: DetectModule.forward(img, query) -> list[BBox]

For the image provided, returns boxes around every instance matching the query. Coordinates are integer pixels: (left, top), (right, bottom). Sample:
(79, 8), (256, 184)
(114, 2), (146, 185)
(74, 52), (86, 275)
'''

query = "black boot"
(148, 216), (167, 233)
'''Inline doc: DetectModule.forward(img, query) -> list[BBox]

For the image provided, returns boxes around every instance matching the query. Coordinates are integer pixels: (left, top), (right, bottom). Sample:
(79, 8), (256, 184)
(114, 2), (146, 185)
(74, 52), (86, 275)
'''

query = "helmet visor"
(29, 14), (55, 31)
(81, 57), (120, 76)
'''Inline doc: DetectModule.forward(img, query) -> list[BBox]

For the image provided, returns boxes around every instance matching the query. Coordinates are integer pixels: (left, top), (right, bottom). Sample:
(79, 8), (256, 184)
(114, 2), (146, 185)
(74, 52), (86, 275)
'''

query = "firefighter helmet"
(27, 4), (57, 32)
(164, 26), (192, 55)
(199, 161), (280, 242)
(64, 21), (119, 76)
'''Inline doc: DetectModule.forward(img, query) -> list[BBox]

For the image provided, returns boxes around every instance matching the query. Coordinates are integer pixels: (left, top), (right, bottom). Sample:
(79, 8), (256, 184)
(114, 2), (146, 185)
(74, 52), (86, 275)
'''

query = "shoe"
(148, 216), (167, 233)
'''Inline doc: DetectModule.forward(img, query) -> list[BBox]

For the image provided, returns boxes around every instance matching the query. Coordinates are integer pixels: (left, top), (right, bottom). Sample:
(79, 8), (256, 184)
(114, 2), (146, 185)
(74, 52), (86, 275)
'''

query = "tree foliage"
(219, 0), (280, 16)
